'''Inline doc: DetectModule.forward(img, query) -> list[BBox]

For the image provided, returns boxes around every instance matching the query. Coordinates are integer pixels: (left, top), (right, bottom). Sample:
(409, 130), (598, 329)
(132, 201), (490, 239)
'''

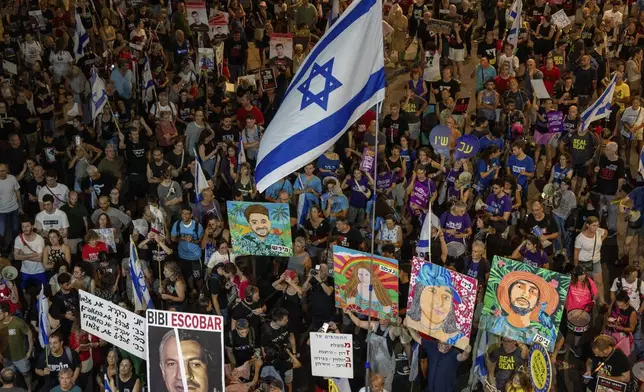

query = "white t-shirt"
(35, 209), (70, 234)
(207, 250), (237, 268)
(423, 51), (441, 82)
(610, 277), (644, 310)
(14, 234), (45, 274)
(22, 40), (42, 65)
(38, 183), (70, 209)
(498, 54), (519, 76)
(574, 228), (605, 263)
(0, 174), (20, 213)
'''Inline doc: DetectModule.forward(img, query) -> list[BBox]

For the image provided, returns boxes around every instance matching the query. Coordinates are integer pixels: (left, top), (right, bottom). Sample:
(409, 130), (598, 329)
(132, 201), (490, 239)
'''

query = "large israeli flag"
(254, 0), (385, 192)
(326, 0), (340, 31)
(580, 73), (617, 132)
(37, 285), (51, 348)
(73, 8), (89, 60)
(128, 237), (154, 311)
(507, 0), (522, 47)
(91, 68), (107, 120)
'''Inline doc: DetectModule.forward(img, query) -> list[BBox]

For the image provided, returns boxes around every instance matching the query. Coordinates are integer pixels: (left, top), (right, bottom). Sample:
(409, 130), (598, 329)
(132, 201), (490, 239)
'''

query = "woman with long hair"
(287, 237), (312, 283)
(376, 215), (403, 257)
(96, 212), (121, 252)
(574, 216), (608, 304)
(505, 370), (533, 392)
(345, 262), (394, 314)
(160, 261), (187, 311)
(197, 130), (220, 176)
(231, 162), (257, 200)
(548, 153), (573, 185)
(97, 349), (118, 392)
(475, 145), (501, 193)
(511, 234), (550, 269)
(304, 205), (330, 262)
(564, 265), (600, 355)
(43, 229), (71, 275)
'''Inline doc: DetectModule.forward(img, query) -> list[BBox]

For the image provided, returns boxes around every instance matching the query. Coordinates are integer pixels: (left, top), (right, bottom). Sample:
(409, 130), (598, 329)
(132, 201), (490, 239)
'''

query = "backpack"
(616, 277), (644, 303)
(565, 207), (581, 232)
(173, 219), (199, 239)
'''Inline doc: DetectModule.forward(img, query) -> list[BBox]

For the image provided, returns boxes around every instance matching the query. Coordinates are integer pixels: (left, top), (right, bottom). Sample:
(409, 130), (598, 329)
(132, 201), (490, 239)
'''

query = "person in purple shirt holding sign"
(440, 201), (472, 244)
(407, 164), (437, 219)
(511, 234), (550, 269)
(485, 179), (512, 222)
(341, 168), (373, 228)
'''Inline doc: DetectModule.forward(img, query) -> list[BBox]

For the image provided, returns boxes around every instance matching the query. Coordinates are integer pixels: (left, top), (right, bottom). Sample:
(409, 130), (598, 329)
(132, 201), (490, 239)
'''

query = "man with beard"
(486, 338), (528, 391)
(487, 271), (560, 345)
(157, 329), (222, 392)
(61, 191), (88, 255)
(236, 204), (286, 256)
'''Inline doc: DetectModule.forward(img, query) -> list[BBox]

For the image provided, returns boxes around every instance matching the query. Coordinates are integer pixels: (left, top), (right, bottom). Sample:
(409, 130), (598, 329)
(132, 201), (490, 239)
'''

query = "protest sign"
(2, 61), (17, 75)
(197, 48), (215, 70)
(404, 262), (477, 349)
(547, 111), (564, 133)
(147, 310), (224, 392)
(28, 10), (45, 29)
(260, 68), (277, 90)
(528, 342), (553, 392)
(595, 377), (626, 392)
(453, 97), (470, 115)
(551, 10), (571, 29)
(79, 290), (146, 359)
(310, 332), (354, 379)
(430, 125), (451, 156)
(359, 148), (375, 173)
(209, 13), (229, 39)
(480, 256), (571, 351)
(531, 79), (551, 99)
(409, 180), (430, 211)
(93, 228), (117, 252)
(426, 18), (453, 33)
(238, 74), (257, 89)
(454, 134), (480, 160)
(269, 33), (294, 69)
(406, 256), (427, 309)
(186, 0), (209, 32)
(227, 201), (293, 257)
(334, 245), (398, 319)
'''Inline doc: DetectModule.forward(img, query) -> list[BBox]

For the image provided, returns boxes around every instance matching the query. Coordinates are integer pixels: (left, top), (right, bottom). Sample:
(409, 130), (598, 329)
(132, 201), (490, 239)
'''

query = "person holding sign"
(584, 334), (631, 391)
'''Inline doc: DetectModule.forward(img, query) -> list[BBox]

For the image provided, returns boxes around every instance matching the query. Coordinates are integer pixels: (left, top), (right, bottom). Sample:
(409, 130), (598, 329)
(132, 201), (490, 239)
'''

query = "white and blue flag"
(255, 0), (385, 192)
(580, 73), (617, 132)
(142, 55), (155, 107)
(128, 237), (154, 311)
(415, 207), (439, 258)
(37, 284), (51, 348)
(326, 0), (340, 31)
(507, 0), (522, 47)
(91, 68), (107, 120)
(194, 152), (210, 202)
(73, 7), (89, 59)
(104, 374), (113, 392)
(237, 138), (246, 170)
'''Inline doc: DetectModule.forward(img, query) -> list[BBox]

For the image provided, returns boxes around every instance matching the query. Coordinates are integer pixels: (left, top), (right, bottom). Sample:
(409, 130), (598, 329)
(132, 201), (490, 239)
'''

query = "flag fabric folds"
(580, 73), (618, 132)
(254, 0), (385, 192)
(129, 237), (154, 311)
(104, 374), (113, 392)
(73, 7), (89, 59)
(142, 55), (155, 107)
(507, 0), (522, 47)
(237, 138), (247, 171)
(194, 152), (210, 202)
(91, 68), (108, 120)
(37, 285), (51, 348)
(326, 0), (340, 31)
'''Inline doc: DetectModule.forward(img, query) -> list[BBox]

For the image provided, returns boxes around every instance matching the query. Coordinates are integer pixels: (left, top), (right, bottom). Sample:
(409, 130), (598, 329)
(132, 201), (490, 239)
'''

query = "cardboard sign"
(595, 377), (626, 392)
(197, 48), (215, 70)
(453, 97), (470, 115)
(529, 342), (553, 392)
(454, 134), (480, 160)
(93, 228), (117, 252)
(147, 310), (224, 392)
(426, 18), (453, 33)
(79, 290), (146, 359)
(186, 0), (209, 32)
(531, 79), (551, 99)
(237, 74), (257, 89)
(208, 12), (229, 40)
(2, 61), (17, 75)
(547, 111), (564, 133)
(551, 9), (571, 29)
(227, 201), (293, 257)
(310, 332), (354, 379)
(359, 148), (375, 173)
(260, 68), (277, 90)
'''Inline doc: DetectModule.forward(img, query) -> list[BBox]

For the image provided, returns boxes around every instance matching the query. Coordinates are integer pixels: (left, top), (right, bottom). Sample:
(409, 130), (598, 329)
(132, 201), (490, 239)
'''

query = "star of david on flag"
(255, 0), (385, 192)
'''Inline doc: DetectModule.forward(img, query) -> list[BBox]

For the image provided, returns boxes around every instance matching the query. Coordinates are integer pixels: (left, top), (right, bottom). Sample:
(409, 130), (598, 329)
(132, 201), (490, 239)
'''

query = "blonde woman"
(388, 5), (408, 64)
(345, 262), (394, 314)
(574, 216), (608, 304)
(160, 261), (187, 311)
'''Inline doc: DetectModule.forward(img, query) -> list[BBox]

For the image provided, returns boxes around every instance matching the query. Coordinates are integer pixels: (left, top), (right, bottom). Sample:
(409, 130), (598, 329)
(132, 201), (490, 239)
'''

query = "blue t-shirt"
(399, 148), (417, 175)
(479, 136), (504, 153)
(316, 154), (340, 178)
(485, 193), (512, 217)
(422, 339), (459, 392)
(508, 154), (535, 189)
(264, 180), (293, 201)
(629, 186), (644, 214)
(552, 164), (572, 184)
(171, 219), (204, 260)
(476, 158), (500, 189)
(321, 193), (349, 223)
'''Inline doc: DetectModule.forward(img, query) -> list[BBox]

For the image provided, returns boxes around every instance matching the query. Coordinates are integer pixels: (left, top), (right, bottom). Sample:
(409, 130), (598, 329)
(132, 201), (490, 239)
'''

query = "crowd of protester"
(0, 0), (643, 391)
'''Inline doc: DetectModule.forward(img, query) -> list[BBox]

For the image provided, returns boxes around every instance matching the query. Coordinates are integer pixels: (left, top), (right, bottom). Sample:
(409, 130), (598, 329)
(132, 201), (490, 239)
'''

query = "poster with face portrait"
(480, 256), (571, 352)
(93, 228), (117, 253)
(197, 48), (215, 70)
(147, 310), (224, 392)
(404, 261), (476, 349)
(269, 33), (294, 70)
(333, 245), (399, 320)
(226, 201), (293, 257)
(186, 0), (210, 32)
(208, 12), (229, 40)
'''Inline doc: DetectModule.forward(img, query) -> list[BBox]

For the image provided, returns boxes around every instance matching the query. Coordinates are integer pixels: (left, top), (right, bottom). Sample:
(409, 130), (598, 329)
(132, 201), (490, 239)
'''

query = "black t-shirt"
(332, 227), (363, 250)
(227, 329), (255, 365)
(215, 125), (240, 144)
(82, 172), (116, 199)
(594, 156), (625, 195)
(304, 219), (330, 248)
(477, 41), (498, 66)
(77, 52), (100, 79)
(169, 39), (190, 65)
(0, 115), (17, 140)
(2, 145), (26, 176)
(554, 85), (577, 115)
(574, 66), (597, 96)
(208, 272), (229, 311)
(260, 323), (291, 362)
(308, 276), (335, 325)
(125, 139), (148, 175)
(561, 131), (598, 166)
(399, 280), (409, 311)
(435, 78), (460, 102)
(224, 37), (248, 66)
(588, 349), (630, 391)
(11, 103), (37, 134)
(382, 114), (409, 145)
(231, 301), (263, 339)
(521, 214), (559, 255)
(36, 347), (81, 390)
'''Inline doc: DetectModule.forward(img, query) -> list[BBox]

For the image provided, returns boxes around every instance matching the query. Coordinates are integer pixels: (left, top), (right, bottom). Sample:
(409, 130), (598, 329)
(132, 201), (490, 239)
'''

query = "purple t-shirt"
(375, 171), (394, 195)
(348, 176), (371, 208)
(519, 245), (549, 267)
(440, 211), (472, 243)
(485, 193), (512, 217)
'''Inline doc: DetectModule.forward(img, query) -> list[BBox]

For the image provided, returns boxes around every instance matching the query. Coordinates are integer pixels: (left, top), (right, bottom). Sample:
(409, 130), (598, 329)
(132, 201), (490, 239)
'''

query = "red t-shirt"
(82, 242), (108, 262)
(69, 331), (91, 362)
(540, 66), (560, 96)
(494, 75), (512, 95)
(236, 106), (265, 128)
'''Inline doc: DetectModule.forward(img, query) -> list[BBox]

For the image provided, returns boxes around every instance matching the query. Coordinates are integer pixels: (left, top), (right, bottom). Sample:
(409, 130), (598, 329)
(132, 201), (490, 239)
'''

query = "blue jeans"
(553, 214), (569, 253)
(228, 65), (244, 83)
(0, 208), (20, 250)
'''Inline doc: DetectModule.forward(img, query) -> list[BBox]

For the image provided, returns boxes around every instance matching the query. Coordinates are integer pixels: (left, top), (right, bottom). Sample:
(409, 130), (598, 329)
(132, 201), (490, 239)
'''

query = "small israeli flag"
(91, 68), (107, 120)
(194, 152), (210, 202)
(129, 237), (154, 311)
(580, 73), (617, 132)
(73, 7), (89, 59)
(507, 0), (522, 47)
(37, 285), (51, 348)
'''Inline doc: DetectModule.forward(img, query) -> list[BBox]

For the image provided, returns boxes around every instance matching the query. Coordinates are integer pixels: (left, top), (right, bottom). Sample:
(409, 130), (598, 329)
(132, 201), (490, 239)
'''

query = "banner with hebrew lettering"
(430, 125), (451, 156)
(310, 332), (354, 379)
(333, 245), (399, 319)
(480, 256), (570, 352)
(404, 262), (477, 349)
(454, 134), (480, 160)
(227, 201), (293, 257)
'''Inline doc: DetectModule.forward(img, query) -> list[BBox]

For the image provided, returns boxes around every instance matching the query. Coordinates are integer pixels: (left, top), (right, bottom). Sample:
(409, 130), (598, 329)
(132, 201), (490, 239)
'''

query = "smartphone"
(582, 375), (593, 379)
(74, 135), (81, 146)
(321, 323), (329, 333)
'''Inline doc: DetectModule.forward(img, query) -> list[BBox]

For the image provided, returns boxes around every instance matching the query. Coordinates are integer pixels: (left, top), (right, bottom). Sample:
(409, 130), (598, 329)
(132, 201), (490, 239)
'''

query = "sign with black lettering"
(427, 18), (453, 33)
(260, 68), (277, 90)
(79, 290), (146, 359)
(146, 309), (224, 392)
(310, 332), (354, 379)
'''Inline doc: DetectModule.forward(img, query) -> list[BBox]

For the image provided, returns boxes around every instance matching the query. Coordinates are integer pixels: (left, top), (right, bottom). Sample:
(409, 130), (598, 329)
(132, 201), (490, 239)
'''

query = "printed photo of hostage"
(227, 202), (293, 257)
(147, 310), (224, 392)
